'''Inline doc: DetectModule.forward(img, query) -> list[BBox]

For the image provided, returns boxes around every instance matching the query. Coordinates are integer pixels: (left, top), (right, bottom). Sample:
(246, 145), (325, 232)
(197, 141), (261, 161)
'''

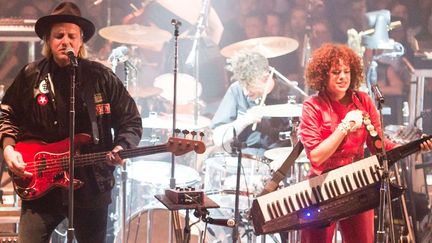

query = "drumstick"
(251, 69), (275, 131)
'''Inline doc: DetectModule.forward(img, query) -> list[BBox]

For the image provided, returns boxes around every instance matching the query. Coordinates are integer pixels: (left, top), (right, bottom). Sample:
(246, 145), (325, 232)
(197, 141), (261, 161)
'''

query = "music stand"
(155, 194), (219, 243)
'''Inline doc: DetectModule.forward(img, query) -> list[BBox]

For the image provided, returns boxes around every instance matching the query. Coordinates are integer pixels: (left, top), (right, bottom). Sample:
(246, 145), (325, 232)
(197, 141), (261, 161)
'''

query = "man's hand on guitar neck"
(105, 145), (125, 166)
(3, 145), (32, 178)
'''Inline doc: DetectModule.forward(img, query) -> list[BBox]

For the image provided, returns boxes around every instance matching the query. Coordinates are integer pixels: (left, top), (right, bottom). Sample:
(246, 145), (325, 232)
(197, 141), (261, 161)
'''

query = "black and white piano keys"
(250, 155), (404, 234)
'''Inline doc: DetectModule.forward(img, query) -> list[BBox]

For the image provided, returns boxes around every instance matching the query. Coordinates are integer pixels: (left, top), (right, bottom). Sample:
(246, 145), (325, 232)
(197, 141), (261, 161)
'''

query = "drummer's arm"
(212, 108), (262, 147)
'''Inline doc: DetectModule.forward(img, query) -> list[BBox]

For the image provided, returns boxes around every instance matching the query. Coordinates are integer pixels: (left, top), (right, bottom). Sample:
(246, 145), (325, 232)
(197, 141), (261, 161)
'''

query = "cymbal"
(141, 114), (211, 129)
(264, 147), (308, 163)
(258, 104), (303, 117)
(156, 0), (220, 26)
(221, 36), (299, 58)
(153, 73), (202, 104)
(128, 86), (162, 98)
(98, 24), (171, 46)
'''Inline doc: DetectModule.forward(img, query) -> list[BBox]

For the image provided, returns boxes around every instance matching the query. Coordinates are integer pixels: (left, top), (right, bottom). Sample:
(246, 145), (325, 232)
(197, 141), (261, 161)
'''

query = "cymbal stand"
(186, 0), (211, 127)
(170, 19), (181, 243)
(116, 63), (134, 243)
(231, 128), (243, 243)
(269, 66), (309, 98)
(301, 0), (313, 95)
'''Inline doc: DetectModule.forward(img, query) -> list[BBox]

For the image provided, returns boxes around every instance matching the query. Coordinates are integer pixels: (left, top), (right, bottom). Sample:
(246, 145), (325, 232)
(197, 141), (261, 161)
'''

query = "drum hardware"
(111, 161), (201, 243)
(203, 154), (271, 196)
(155, 190), (220, 243)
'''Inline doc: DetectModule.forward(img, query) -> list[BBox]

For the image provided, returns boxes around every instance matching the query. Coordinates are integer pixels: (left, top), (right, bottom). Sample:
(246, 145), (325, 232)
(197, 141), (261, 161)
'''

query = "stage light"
(362, 10), (395, 49)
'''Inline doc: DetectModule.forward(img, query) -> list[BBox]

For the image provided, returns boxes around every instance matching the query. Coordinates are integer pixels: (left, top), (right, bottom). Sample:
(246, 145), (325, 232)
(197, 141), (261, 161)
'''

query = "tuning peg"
(174, 128), (181, 135)
(190, 130), (197, 139)
(182, 129), (190, 137)
(199, 131), (205, 140)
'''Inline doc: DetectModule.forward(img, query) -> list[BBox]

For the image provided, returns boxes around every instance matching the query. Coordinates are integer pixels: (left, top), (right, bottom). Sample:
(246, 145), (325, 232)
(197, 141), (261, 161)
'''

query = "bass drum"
(128, 160), (201, 215)
(118, 207), (206, 243)
(107, 161), (201, 243)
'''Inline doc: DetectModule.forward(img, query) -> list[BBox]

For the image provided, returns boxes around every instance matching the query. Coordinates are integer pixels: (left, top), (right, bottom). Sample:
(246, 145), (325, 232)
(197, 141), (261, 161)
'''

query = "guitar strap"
(80, 70), (100, 145)
(259, 141), (304, 196)
(352, 92), (383, 151)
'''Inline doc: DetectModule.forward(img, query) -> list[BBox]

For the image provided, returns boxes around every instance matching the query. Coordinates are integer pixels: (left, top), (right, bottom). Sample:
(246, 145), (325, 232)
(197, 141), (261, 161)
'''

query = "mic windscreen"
(66, 47), (75, 56)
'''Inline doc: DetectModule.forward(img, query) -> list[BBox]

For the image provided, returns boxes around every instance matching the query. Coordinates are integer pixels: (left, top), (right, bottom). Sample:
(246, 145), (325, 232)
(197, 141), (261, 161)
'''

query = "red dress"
(299, 90), (396, 243)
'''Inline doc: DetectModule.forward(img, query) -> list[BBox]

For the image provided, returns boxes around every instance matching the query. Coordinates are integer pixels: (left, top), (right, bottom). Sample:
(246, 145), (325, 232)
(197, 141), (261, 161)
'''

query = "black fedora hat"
(35, 1), (95, 42)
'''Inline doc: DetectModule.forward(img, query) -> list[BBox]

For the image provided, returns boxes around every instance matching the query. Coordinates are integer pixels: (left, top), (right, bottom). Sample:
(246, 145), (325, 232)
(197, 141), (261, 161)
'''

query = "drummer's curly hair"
(225, 51), (269, 88)
(305, 43), (364, 91)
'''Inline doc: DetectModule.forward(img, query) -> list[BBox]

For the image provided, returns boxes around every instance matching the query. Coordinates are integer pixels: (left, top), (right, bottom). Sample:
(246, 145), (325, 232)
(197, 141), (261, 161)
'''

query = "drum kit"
(97, 13), (308, 242)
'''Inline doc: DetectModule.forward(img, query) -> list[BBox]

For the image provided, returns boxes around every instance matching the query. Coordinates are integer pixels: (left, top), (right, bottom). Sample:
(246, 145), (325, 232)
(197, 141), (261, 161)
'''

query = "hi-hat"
(221, 36), (299, 58)
(258, 104), (303, 117)
(99, 24), (171, 46)
(153, 73), (202, 104)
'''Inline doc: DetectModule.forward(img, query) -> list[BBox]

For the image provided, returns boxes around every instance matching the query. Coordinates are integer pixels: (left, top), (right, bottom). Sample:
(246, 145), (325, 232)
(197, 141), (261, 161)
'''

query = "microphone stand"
(300, 0), (312, 95)
(170, 19), (180, 243)
(117, 62), (130, 243)
(231, 128), (242, 243)
(186, 0), (211, 127)
(67, 60), (78, 243)
(369, 59), (396, 243)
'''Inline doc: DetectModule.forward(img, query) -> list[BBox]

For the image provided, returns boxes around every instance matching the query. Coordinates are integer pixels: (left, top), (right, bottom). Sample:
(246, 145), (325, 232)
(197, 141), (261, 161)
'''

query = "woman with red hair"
(299, 43), (432, 242)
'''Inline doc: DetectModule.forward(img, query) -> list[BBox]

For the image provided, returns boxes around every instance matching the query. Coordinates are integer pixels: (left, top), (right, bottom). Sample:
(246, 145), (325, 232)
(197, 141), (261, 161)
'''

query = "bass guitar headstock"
(166, 129), (206, 156)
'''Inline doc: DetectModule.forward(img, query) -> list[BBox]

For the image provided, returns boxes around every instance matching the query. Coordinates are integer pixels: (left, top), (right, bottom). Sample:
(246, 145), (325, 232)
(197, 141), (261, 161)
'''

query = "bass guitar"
(10, 133), (206, 200)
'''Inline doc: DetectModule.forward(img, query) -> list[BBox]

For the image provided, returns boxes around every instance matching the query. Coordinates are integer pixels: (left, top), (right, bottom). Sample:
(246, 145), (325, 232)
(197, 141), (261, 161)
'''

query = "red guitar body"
(10, 133), (206, 200)
(12, 134), (92, 200)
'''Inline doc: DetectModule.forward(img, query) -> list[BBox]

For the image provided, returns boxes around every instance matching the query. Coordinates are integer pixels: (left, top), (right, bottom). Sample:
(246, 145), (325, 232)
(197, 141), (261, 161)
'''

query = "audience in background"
(0, 0), (430, 130)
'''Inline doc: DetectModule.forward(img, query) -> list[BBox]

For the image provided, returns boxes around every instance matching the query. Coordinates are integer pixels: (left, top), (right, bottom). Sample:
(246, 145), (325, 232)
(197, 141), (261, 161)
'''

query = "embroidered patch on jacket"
(94, 93), (103, 103)
(95, 103), (111, 116)
(37, 94), (48, 106)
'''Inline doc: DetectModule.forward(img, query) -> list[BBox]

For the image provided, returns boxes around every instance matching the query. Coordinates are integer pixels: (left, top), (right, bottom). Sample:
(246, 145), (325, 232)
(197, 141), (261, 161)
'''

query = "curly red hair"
(305, 43), (364, 91)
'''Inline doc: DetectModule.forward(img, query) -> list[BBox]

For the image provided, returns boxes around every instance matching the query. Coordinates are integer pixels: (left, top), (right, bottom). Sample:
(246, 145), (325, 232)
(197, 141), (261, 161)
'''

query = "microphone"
(66, 47), (78, 67)
(372, 84), (385, 104)
(205, 217), (236, 228)
(171, 19), (182, 28)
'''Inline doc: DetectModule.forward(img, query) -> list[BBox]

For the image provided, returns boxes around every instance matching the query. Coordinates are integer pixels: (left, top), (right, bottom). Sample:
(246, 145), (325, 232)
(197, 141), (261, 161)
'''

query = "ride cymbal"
(221, 36), (299, 58)
(99, 24), (171, 46)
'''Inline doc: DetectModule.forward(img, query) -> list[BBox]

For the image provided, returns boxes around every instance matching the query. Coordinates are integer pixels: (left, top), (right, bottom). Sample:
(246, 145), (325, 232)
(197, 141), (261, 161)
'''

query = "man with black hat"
(0, 2), (142, 242)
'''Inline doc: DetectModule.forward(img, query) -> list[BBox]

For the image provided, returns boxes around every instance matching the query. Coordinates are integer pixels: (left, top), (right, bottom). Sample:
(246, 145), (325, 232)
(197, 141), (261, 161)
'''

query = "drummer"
(211, 50), (299, 157)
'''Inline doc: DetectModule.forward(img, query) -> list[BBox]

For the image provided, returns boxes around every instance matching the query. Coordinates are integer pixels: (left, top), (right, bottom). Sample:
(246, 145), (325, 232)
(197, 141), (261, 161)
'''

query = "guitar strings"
(19, 145), (169, 173)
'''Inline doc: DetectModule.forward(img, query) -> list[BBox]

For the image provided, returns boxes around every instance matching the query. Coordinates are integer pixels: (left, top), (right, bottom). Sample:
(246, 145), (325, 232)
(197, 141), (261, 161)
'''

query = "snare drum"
(203, 154), (271, 195)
